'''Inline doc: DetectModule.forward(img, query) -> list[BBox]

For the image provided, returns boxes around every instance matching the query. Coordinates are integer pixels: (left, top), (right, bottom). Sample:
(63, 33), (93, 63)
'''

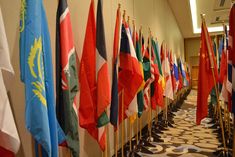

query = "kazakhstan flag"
(19, 0), (65, 156)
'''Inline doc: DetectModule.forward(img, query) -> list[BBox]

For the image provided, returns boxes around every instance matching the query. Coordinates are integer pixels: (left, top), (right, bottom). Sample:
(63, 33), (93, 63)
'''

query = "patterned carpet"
(138, 90), (220, 157)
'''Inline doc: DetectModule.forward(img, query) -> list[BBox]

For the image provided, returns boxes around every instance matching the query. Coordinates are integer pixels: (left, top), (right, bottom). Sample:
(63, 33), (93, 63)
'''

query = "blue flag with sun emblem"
(19, 0), (65, 156)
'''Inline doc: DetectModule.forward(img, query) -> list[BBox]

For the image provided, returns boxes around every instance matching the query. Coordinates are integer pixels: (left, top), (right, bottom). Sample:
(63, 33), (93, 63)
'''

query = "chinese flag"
(196, 20), (218, 125)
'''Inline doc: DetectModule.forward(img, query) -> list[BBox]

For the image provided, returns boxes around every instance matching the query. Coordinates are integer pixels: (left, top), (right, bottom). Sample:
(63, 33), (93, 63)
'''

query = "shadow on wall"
(83, 131), (102, 157)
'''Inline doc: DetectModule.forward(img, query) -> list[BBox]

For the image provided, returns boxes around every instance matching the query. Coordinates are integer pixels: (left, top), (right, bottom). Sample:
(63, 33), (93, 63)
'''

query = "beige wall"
(184, 37), (200, 65)
(0, 0), (184, 157)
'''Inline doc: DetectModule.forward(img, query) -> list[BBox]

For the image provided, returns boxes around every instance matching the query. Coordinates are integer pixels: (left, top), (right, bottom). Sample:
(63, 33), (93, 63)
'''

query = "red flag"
(196, 20), (218, 125)
(96, 0), (110, 151)
(79, 0), (98, 140)
(0, 146), (14, 157)
(178, 71), (183, 90)
(219, 50), (227, 84)
(228, 4), (235, 113)
(118, 22), (143, 123)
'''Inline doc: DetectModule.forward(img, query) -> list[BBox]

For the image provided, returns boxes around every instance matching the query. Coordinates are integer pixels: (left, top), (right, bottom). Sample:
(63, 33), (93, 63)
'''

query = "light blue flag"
(19, 0), (65, 156)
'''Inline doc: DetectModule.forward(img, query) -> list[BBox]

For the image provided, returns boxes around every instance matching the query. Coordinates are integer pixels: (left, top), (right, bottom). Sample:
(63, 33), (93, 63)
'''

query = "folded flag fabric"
(0, 7), (20, 156)
(55, 0), (79, 156)
(96, 0), (110, 151)
(19, 0), (65, 156)
(118, 22), (143, 123)
(110, 5), (122, 127)
(161, 43), (174, 100)
(196, 19), (218, 125)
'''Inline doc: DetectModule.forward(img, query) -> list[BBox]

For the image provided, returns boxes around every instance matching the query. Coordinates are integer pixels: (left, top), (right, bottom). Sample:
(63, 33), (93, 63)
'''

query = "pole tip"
(123, 10), (126, 19)
(200, 13), (205, 19)
(118, 3), (121, 9)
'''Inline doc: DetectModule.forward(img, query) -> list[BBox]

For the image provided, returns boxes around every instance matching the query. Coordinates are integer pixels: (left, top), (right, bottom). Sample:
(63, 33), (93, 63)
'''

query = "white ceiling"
(168, 0), (232, 38)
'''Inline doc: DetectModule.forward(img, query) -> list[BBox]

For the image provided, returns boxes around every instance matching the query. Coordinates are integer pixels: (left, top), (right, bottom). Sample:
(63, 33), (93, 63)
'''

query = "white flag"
(0, 7), (20, 154)
(162, 44), (174, 100)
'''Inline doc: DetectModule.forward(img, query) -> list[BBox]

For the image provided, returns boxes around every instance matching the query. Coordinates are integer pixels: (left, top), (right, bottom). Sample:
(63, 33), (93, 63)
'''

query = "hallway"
(139, 90), (220, 157)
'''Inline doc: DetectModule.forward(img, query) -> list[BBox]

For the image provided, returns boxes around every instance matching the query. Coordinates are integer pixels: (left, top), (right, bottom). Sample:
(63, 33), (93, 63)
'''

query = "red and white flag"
(161, 44), (173, 100)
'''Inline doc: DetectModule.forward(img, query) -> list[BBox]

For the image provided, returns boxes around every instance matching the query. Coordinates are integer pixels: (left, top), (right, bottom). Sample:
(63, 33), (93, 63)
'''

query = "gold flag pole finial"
(200, 14), (206, 22)
(118, 3), (121, 9)
(123, 10), (126, 21)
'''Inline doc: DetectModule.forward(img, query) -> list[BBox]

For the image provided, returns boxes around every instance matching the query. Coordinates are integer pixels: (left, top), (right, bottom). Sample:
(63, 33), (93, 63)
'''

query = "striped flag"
(143, 45), (155, 109)
(96, 0), (110, 151)
(110, 5), (121, 127)
(0, 8), (20, 156)
(118, 22), (143, 123)
(56, 0), (79, 156)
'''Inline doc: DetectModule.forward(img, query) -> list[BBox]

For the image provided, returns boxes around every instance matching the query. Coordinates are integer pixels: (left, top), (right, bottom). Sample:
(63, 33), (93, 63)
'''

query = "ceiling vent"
(214, 0), (230, 11)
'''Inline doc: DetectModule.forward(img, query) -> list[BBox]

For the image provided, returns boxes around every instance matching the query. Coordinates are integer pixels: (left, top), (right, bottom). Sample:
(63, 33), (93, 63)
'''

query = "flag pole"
(114, 5), (121, 157)
(148, 27), (152, 141)
(139, 26), (143, 142)
(222, 23), (231, 139)
(121, 89), (125, 157)
(106, 124), (109, 157)
(201, 14), (227, 153)
(164, 44), (168, 126)
(132, 19), (139, 146)
(127, 15), (132, 153)
(121, 10), (126, 157)
(115, 129), (118, 157)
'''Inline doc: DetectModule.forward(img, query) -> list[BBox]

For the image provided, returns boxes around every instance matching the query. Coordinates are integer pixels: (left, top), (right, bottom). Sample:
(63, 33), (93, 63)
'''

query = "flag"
(179, 57), (187, 86)
(143, 49), (152, 110)
(173, 54), (179, 92)
(151, 39), (164, 108)
(161, 44), (174, 100)
(179, 58), (186, 78)
(142, 40), (155, 109)
(96, 0), (110, 151)
(0, 8), (20, 156)
(19, 0), (65, 156)
(135, 32), (145, 117)
(141, 34), (151, 109)
(110, 5), (121, 127)
(219, 48), (228, 102)
(79, 0), (98, 144)
(196, 19), (218, 125)
(55, 0), (79, 156)
(178, 68), (183, 90)
(118, 22), (143, 123)
(169, 51), (176, 92)
(228, 4), (235, 113)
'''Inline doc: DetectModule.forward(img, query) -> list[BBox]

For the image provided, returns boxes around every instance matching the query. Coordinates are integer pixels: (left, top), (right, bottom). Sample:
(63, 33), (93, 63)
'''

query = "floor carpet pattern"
(138, 90), (220, 157)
